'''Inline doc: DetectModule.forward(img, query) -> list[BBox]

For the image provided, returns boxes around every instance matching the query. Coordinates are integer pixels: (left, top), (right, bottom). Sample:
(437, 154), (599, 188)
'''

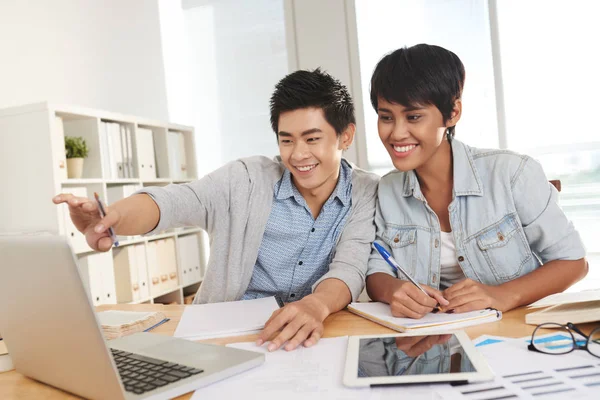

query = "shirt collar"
(275, 159), (352, 206)
(402, 139), (483, 199)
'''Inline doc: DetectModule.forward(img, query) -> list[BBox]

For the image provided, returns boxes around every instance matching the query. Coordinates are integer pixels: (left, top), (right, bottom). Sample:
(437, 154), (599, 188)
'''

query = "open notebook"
(348, 302), (502, 332)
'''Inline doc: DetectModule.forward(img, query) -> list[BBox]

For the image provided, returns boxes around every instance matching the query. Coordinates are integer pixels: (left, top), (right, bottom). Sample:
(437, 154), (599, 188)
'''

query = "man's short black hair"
(270, 68), (355, 136)
(370, 44), (465, 136)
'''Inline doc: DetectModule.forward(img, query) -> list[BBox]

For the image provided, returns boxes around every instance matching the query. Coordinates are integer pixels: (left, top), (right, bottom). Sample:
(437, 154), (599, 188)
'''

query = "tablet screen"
(357, 334), (477, 378)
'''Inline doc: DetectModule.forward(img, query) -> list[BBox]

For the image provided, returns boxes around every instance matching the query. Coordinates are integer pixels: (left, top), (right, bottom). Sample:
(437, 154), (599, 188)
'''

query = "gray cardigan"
(140, 156), (379, 304)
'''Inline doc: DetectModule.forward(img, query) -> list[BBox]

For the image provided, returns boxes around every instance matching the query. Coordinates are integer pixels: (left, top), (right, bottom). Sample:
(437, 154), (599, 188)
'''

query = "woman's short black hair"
(370, 44), (465, 136)
(270, 68), (355, 136)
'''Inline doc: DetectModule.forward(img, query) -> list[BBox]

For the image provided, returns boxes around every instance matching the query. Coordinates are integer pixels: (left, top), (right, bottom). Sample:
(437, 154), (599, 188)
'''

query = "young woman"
(366, 44), (587, 318)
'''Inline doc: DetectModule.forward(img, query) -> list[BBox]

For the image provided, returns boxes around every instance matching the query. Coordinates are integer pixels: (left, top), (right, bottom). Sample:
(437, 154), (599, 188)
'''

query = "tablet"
(344, 331), (494, 387)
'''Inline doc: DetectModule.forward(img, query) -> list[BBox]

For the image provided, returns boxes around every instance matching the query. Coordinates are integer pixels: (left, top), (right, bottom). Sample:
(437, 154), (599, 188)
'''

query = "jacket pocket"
(381, 225), (418, 277)
(475, 213), (532, 281)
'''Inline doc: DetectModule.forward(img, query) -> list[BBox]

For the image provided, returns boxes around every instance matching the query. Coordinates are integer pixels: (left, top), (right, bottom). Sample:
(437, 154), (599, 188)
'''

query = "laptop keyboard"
(111, 348), (204, 395)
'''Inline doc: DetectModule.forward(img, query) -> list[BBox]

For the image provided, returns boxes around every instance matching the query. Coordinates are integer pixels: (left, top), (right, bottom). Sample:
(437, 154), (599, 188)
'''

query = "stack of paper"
(98, 310), (168, 340)
(174, 296), (281, 340)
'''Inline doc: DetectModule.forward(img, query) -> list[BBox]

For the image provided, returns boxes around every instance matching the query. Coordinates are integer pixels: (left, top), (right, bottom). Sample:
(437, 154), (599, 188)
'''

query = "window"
(354, 0), (598, 289)
(183, 0), (288, 175)
(354, 0), (498, 176)
(496, 0), (600, 290)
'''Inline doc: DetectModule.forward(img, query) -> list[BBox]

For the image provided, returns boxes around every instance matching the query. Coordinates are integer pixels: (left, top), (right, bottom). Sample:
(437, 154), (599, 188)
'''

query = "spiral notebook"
(347, 302), (502, 333)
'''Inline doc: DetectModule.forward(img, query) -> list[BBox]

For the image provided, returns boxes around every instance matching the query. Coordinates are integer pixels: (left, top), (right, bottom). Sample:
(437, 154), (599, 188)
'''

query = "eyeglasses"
(528, 322), (600, 358)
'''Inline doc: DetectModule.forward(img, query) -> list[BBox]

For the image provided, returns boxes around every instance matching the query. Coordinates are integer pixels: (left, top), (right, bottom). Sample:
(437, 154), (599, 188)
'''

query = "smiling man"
(53, 69), (379, 351)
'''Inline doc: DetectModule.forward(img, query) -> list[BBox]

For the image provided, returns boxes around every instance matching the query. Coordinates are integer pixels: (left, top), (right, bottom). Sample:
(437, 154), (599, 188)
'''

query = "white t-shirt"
(440, 231), (465, 289)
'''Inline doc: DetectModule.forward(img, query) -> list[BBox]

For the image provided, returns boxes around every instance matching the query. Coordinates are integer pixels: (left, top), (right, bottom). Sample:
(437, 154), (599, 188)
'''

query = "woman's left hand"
(443, 279), (516, 313)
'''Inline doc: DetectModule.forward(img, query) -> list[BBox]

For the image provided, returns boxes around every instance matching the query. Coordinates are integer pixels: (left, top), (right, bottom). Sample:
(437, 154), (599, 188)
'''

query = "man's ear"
(339, 123), (356, 150)
(446, 99), (463, 127)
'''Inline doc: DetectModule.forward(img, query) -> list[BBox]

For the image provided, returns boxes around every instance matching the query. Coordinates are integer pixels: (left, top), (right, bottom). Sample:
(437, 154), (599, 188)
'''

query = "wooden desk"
(0, 305), (595, 399)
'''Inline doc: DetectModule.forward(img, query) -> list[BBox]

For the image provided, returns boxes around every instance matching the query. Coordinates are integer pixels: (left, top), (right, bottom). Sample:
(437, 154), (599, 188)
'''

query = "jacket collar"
(275, 159), (352, 206)
(402, 138), (483, 199)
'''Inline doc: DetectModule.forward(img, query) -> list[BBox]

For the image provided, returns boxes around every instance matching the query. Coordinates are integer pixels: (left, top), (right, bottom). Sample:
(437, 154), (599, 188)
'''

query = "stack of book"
(97, 310), (169, 340)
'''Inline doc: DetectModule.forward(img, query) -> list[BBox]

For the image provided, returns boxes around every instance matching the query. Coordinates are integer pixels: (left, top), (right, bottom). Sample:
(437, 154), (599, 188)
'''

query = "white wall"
(0, 0), (169, 121)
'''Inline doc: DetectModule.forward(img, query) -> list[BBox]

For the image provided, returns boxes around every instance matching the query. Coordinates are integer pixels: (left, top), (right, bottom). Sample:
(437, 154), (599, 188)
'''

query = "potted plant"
(65, 136), (89, 179)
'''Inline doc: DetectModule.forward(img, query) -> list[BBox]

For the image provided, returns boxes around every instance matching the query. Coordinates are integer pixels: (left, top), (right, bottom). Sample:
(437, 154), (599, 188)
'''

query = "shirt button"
(290, 293), (295, 298)
(432, 273), (437, 282)
(497, 232), (505, 241)
(298, 261), (303, 265)
(393, 236), (400, 243)
(434, 239), (439, 248)
(311, 228), (315, 232)
(458, 256), (464, 262)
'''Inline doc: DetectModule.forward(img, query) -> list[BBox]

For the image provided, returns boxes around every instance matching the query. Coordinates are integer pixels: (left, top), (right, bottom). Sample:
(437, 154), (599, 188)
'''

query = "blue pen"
(94, 192), (119, 247)
(144, 318), (170, 332)
(373, 242), (441, 312)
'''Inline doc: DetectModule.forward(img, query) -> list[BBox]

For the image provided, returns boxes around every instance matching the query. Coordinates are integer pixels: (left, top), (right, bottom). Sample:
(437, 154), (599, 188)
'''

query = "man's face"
(277, 107), (352, 196)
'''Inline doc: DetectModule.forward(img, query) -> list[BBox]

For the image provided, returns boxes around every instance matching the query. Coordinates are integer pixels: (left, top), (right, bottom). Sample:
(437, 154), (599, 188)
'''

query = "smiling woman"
(365, 44), (587, 320)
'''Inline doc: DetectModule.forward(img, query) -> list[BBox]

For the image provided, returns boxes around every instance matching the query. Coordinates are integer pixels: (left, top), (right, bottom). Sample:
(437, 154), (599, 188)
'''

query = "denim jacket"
(367, 139), (586, 289)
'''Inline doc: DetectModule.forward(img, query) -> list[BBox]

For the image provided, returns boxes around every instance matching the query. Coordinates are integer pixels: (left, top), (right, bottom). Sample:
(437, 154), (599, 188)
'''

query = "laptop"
(0, 234), (264, 399)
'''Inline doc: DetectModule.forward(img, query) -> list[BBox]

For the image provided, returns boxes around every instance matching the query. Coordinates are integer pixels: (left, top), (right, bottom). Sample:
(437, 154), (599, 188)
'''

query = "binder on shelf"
(136, 127), (157, 180)
(146, 240), (162, 296)
(125, 125), (134, 178)
(99, 122), (112, 179)
(79, 253), (104, 306)
(135, 244), (150, 300)
(164, 238), (179, 289)
(108, 123), (124, 179)
(98, 251), (117, 304)
(167, 131), (180, 179)
(106, 184), (142, 241)
(113, 246), (140, 303)
(119, 124), (128, 178)
(178, 132), (187, 179)
(53, 116), (67, 182)
(178, 234), (201, 286)
(62, 186), (91, 254)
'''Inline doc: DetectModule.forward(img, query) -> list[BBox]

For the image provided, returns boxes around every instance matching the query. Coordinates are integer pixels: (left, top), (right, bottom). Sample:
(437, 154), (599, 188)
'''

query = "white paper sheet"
(191, 337), (440, 400)
(437, 334), (600, 399)
(174, 296), (280, 340)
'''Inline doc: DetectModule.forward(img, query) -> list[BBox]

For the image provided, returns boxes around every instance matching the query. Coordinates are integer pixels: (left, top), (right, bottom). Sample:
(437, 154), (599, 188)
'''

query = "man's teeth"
(297, 165), (316, 172)
(393, 144), (417, 153)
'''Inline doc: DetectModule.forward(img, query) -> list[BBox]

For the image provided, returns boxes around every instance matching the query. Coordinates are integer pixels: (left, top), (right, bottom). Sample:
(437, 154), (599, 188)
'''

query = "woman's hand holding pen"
(387, 280), (449, 319)
(443, 278), (515, 313)
(52, 193), (120, 252)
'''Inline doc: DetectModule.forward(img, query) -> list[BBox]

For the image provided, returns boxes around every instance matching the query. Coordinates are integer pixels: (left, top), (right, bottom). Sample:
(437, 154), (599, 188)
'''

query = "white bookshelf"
(0, 102), (209, 306)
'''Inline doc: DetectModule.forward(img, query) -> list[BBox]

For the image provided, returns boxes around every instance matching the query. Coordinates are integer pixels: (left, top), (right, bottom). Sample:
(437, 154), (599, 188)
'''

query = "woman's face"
(376, 97), (461, 172)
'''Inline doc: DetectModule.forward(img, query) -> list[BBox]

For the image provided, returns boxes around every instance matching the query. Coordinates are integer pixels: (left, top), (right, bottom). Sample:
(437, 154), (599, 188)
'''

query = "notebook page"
(174, 296), (280, 340)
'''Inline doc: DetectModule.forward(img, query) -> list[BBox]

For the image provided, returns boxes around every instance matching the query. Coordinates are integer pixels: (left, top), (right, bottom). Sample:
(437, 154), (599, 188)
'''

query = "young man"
(54, 68), (379, 351)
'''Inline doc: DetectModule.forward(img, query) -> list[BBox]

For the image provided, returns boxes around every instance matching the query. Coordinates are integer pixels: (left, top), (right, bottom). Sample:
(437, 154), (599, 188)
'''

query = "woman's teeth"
(393, 144), (416, 153)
